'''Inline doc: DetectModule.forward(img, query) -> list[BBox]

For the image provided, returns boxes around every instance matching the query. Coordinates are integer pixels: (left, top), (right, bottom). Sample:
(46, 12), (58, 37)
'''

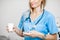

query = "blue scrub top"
(18, 9), (58, 40)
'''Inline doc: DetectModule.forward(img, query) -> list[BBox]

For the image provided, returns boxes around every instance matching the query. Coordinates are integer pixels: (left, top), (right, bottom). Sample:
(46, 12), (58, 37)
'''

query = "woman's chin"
(31, 6), (36, 9)
(31, 5), (38, 9)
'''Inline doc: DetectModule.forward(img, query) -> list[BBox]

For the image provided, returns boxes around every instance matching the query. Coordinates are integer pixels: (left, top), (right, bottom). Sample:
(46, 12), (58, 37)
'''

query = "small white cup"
(8, 23), (14, 32)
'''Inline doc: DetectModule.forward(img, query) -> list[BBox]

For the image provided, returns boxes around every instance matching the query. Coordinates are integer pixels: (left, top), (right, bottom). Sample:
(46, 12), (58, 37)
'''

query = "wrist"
(37, 33), (46, 40)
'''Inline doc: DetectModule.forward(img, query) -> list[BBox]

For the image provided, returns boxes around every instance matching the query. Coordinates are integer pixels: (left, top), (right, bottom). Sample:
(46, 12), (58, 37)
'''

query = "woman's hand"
(6, 26), (9, 32)
(13, 26), (24, 37)
(6, 25), (24, 37)
(23, 30), (44, 38)
(13, 26), (18, 32)
(6, 25), (16, 32)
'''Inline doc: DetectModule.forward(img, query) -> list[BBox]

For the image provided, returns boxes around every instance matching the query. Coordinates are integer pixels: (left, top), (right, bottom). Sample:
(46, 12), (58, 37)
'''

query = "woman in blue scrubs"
(13, 0), (58, 40)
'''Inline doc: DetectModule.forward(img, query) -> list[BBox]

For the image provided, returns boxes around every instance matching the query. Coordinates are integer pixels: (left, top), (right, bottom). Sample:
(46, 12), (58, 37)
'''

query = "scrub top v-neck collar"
(29, 10), (44, 25)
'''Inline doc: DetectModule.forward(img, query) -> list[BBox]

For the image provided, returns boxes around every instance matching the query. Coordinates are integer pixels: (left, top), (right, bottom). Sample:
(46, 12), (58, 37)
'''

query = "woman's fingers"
(13, 26), (18, 32)
(23, 31), (45, 38)
(23, 32), (35, 37)
(6, 26), (9, 32)
(23, 32), (30, 36)
(6, 25), (16, 32)
(13, 27), (16, 32)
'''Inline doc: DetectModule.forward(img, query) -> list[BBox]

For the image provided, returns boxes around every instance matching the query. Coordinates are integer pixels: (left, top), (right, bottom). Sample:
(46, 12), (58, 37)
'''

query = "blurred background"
(0, 0), (60, 40)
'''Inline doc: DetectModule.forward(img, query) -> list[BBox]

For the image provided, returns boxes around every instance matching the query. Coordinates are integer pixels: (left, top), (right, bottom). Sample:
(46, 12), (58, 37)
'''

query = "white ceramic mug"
(8, 23), (14, 32)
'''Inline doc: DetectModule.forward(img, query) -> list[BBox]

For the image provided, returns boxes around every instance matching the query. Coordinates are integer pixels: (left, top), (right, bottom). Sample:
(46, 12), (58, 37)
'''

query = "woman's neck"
(32, 6), (43, 14)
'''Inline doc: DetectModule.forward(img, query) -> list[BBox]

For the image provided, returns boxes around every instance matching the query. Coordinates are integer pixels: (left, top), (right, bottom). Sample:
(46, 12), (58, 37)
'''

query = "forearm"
(38, 33), (57, 40)
(45, 34), (57, 40)
(14, 28), (24, 37)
